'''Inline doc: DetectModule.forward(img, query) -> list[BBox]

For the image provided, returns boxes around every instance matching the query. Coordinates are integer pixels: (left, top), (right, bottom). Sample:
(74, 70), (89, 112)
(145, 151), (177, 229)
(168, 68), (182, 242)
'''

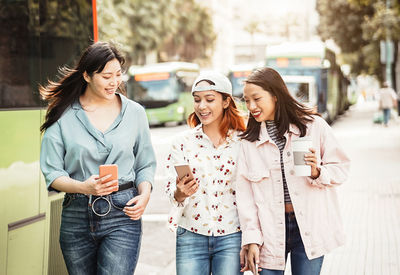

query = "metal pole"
(386, 0), (392, 87)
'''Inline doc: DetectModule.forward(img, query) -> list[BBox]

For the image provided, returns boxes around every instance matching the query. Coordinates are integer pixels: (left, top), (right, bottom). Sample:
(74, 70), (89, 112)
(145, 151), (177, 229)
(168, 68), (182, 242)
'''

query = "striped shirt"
(265, 121), (292, 204)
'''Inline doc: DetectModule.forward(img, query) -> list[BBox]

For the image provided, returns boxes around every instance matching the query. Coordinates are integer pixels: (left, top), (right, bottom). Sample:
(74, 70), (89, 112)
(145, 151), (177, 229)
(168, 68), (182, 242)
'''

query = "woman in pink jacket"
(236, 68), (350, 275)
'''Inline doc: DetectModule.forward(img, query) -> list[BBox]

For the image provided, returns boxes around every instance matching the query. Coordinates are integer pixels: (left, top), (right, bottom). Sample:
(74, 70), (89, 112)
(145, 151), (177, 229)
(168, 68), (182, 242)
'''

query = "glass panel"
(38, 0), (93, 90)
(0, 0), (41, 108)
(130, 78), (179, 102)
(0, 0), (93, 109)
(286, 82), (309, 102)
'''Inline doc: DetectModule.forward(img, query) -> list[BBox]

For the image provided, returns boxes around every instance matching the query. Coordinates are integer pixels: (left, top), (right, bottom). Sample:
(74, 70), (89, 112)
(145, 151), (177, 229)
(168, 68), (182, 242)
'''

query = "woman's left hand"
(123, 193), (150, 220)
(305, 148), (321, 179)
(123, 181), (152, 220)
(240, 245), (249, 272)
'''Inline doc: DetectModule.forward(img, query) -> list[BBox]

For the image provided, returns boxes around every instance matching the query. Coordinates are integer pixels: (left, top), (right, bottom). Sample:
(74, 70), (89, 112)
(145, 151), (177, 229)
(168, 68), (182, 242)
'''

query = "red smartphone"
(99, 164), (119, 191)
(174, 164), (194, 182)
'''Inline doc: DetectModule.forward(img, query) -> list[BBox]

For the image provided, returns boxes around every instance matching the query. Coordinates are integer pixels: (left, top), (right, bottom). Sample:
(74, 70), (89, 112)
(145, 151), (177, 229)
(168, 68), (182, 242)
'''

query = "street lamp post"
(386, 0), (393, 87)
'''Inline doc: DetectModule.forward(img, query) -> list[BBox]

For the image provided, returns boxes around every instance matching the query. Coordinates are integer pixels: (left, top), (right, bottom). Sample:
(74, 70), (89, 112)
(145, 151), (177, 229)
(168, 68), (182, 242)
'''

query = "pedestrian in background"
(236, 67), (350, 275)
(378, 81), (397, 126)
(40, 41), (156, 275)
(164, 72), (246, 275)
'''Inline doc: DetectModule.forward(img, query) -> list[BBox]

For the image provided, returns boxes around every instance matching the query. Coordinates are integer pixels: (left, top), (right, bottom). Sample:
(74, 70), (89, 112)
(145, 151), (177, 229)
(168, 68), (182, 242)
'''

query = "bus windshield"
(128, 76), (181, 108)
(286, 82), (309, 102)
(133, 78), (178, 102)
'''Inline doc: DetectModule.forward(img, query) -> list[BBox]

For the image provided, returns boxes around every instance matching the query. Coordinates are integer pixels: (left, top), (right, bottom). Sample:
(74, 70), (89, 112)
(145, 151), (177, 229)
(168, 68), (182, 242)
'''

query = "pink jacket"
(236, 116), (350, 270)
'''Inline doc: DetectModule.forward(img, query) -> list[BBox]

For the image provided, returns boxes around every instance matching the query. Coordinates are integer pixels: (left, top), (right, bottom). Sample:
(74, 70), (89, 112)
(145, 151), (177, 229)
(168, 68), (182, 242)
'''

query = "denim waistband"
(66, 182), (136, 199)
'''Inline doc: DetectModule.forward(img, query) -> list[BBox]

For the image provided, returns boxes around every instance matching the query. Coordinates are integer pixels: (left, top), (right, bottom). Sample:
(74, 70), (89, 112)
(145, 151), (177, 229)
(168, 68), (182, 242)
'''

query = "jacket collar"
(255, 121), (301, 147)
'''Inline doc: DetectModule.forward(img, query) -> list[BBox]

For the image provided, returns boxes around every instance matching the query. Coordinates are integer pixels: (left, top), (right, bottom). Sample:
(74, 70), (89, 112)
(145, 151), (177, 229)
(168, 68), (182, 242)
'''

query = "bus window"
(176, 71), (198, 93)
(132, 78), (179, 103)
(286, 82), (309, 102)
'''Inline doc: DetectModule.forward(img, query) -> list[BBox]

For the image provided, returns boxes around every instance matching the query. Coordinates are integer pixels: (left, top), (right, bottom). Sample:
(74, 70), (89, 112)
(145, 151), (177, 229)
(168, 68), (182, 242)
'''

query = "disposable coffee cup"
(292, 137), (312, 176)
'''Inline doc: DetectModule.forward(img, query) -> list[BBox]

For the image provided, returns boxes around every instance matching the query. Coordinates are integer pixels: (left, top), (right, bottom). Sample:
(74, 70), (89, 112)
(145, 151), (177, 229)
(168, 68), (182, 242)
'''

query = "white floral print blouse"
(165, 124), (241, 236)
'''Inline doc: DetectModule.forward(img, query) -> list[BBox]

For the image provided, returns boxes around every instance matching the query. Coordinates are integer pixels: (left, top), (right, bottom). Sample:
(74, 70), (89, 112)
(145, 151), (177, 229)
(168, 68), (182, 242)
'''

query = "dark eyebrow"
(193, 93), (216, 98)
(101, 70), (121, 75)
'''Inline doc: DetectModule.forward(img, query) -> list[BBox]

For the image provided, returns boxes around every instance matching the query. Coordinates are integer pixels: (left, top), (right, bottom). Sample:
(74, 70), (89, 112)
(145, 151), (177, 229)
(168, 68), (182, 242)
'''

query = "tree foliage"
(159, 0), (216, 63)
(317, 0), (400, 80)
(97, 0), (216, 65)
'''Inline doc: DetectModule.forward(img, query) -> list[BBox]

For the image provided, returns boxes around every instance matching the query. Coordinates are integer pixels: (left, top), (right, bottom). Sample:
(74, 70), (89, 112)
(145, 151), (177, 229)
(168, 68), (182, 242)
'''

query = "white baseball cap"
(191, 71), (232, 96)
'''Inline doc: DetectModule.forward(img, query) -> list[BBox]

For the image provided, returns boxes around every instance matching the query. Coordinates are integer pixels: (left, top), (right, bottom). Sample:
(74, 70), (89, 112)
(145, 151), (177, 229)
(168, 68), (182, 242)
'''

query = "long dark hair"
(40, 41), (126, 132)
(240, 67), (317, 142)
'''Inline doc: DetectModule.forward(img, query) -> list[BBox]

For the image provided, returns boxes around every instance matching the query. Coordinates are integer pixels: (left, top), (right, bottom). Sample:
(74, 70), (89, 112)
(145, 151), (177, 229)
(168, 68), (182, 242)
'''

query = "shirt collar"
(192, 124), (239, 147)
(255, 121), (301, 147)
(72, 93), (128, 143)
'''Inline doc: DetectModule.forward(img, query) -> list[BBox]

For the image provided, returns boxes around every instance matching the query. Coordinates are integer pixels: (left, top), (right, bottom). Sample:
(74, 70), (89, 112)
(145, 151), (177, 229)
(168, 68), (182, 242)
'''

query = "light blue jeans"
(59, 188), (142, 275)
(382, 108), (391, 125)
(176, 227), (243, 275)
(260, 212), (324, 275)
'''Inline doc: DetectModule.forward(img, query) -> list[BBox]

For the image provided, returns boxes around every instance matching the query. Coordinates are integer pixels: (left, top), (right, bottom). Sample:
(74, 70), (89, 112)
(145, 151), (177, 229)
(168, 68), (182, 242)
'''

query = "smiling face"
(243, 83), (277, 122)
(193, 81), (229, 127)
(83, 58), (122, 100)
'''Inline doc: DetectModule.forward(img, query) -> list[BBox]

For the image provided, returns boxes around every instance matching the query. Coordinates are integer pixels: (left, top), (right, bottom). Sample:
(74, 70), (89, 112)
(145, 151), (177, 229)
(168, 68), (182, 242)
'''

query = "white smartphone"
(174, 164), (194, 181)
(254, 262), (258, 275)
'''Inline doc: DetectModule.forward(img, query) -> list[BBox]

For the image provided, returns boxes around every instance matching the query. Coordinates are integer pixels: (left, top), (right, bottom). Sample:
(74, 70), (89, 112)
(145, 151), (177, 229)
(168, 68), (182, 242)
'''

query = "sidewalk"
(136, 100), (400, 275)
(320, 100), (400, 275)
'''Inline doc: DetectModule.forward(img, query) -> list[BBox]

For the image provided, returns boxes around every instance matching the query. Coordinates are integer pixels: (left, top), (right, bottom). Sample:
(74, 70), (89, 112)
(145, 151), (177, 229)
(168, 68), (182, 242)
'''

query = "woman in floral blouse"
(165, 71), (246, 275)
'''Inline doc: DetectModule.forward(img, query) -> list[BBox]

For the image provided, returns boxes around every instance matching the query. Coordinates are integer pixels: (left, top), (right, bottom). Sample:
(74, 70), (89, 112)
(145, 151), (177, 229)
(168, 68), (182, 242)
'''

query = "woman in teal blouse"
(40, 41), (156, 275)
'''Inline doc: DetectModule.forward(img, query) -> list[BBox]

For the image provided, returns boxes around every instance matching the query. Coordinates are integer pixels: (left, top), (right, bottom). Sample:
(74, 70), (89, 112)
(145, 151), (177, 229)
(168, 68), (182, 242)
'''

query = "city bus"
(266, 41), (350, 122)
(0, 1), (96, 274)
(127, 62), (200, 125)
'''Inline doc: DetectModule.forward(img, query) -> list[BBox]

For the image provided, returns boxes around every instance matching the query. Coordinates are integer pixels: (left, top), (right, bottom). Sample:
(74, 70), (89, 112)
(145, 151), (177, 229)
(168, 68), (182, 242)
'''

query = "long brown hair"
(188, 81), (246, 137)
(240, 67), (317, 142)
(40, 41), (125, 132)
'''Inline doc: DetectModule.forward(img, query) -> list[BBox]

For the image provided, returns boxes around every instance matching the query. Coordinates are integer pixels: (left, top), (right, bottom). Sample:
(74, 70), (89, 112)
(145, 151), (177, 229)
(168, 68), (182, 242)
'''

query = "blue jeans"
(260, 213), (324, 275)
(382, 108), (391, 125)
(176, 227), (243, 275)
(59, 188), (142, 275)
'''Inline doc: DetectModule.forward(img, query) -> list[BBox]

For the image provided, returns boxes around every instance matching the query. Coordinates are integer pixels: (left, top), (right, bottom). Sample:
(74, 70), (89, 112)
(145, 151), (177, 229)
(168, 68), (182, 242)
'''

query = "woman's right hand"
(83, 174), (118, 196)
(174, 175), (198, 203)
(247, 243), (261, 275)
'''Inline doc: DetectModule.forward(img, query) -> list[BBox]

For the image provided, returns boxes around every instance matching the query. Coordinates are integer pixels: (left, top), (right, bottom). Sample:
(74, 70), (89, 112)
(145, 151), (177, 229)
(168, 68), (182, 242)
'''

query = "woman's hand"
(240, 245), (249, 272)
(247, 243), (261, 275)
(123, 193), (150, 220)
(123, 181), (151, 220)
(174, 175), (199, 203)
(83, 174), (118, 196)
(305, 148), (321, 179)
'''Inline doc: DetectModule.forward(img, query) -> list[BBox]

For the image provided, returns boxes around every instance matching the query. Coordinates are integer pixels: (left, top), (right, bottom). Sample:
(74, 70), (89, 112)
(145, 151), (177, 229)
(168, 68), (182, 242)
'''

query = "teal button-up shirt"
(40, 94), (156, 190)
